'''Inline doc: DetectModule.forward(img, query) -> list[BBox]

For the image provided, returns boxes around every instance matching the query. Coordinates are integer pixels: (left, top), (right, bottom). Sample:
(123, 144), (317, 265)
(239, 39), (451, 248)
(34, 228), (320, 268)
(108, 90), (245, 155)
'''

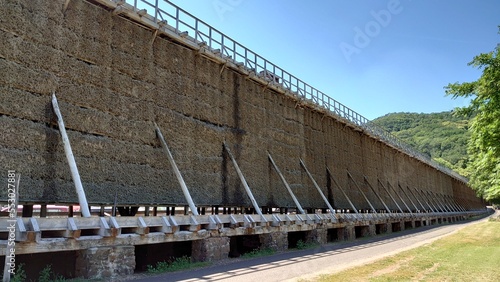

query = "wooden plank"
(300, 159), (335, 213)
(155, 124), (199, 216)
(268, 153), (305, 214)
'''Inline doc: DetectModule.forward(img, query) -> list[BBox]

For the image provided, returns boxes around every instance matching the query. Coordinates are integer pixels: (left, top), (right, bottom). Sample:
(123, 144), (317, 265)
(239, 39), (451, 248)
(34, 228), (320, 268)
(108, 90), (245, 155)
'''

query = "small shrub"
(147, 256), (209, 274)
(296, 239), (319, 250)
(11, 263), (26, 282)
(241, 248), (275, 259)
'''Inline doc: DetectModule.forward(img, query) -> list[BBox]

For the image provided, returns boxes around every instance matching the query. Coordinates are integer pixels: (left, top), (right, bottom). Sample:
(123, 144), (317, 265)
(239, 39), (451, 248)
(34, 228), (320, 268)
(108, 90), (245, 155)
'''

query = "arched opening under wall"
(355, 226), (370, 238)
(404, 221), (414, 229)
(229, 235), (261, 258)
(288, 231), (308, 248)
(135, 241), (192, 272)
(2, 251), (78, 280)
(327, 228), (344, 242)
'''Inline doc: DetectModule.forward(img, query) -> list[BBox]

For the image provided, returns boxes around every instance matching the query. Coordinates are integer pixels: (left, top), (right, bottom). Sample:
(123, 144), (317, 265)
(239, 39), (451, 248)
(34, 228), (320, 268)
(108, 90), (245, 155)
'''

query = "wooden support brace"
(15, 218), (27, 242)
(347, 170), (377, 214)
(295, 214), (305, 225)
(151, 29), (159, 45)
(168, 216), (179, 233)
(208, 215), (220, 230)
(137, 9), (147, 17)
(156, 124), (199, 215)
(243, 215), (255, 228)
(229, 215), (238, 227)
(112, 5), (124, 15)
(108, 217), (121, 236)
(271, 214), (281, 227)
(28, 218), (41, 242)
(137, 217), (149, 235)
(65, 218), (80, 239)
(223, 142), (266, 220)
(99, 217), (111, 237)
(63, 0), (71, 13)
(160, 217), (172, 233)
(300, 159), (335, 213)
(189, 216), (201, 232)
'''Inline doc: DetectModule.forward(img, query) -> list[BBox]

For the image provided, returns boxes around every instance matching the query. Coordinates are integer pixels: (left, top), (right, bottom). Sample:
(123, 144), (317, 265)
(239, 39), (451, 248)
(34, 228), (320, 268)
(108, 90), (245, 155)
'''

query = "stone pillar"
(344, 226), (356, 240)
(192, 237), (230, 262)
(75, 246), (135, 279)
(305, 228), (327, 245)
(385, 223), (392, 233)
(259, 231), (288, 252)
(368, 225), (377, 236)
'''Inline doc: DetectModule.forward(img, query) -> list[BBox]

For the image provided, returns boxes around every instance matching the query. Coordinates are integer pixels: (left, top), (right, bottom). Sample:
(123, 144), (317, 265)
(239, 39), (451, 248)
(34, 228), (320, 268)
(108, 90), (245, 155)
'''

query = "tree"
(445, 27), (500, 204)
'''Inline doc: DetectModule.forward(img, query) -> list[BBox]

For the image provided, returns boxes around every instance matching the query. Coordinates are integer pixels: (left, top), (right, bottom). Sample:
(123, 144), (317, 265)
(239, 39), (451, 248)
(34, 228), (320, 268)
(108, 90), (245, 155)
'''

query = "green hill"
(372, 111), (471, 176)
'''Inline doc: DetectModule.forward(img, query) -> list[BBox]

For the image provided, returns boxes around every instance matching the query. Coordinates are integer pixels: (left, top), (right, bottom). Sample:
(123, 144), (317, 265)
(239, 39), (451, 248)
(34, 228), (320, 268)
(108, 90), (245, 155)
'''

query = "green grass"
(311, 221), (500, 282)
(295, 240), (320, 250)
(147, 256), (210, 274)
(241, 248), (276, 259)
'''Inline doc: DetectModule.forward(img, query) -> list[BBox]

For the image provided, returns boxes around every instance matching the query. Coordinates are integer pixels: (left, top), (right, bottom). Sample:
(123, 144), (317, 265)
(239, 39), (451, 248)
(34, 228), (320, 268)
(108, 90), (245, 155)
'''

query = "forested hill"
(372, 111), (471, 176)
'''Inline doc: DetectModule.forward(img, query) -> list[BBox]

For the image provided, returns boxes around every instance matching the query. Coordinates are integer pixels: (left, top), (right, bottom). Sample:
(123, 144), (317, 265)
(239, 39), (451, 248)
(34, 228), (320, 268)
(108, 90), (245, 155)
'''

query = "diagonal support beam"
(431, 191), (449, 212)
(414, 189), (436, 212)
(155, 124), (198, 216)
(364, 176), (391, 214)
(387, 182), (412, 214)
(268, 153), (305, 214)
(299, 159), (335, 213)
(398, 183), (419, 212)
(441, 194), (457, 212)
(347, 171), (377, 213)
(326, 167), (358, 214)
(52, 93), (91, 217)
(406, 186), (427, 213)
(421, 190), (445, 212)
(378, 179), (404, 214)
(223, 142), (265, 219)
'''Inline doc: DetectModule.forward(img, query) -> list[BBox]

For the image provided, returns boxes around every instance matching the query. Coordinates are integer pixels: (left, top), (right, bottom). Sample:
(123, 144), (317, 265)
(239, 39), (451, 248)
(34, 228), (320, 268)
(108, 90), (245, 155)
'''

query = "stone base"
(305, 228), (327, 245)
(260, 231), (288, 252)
(192, 237), (230, 262)
(75, 246), (135, 279)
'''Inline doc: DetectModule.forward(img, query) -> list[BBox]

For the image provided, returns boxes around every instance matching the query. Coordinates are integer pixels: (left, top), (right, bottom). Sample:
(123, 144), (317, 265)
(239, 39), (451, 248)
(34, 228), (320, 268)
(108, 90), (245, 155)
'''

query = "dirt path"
(130, 214), (494, 282)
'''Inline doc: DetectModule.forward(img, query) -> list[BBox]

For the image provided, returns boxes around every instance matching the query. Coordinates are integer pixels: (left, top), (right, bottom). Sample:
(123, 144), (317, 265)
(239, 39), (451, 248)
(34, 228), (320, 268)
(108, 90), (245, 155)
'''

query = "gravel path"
(130, 213), (494, 282)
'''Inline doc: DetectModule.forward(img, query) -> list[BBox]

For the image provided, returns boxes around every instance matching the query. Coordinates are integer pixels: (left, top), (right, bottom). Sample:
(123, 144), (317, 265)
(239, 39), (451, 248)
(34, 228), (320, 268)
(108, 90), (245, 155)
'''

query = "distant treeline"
(373, 111), (471, 177)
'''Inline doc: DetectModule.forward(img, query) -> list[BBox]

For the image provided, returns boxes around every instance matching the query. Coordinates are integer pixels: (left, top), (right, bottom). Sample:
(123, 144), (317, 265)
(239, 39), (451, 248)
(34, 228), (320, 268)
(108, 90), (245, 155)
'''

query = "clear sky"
(163, 0), (499, 120)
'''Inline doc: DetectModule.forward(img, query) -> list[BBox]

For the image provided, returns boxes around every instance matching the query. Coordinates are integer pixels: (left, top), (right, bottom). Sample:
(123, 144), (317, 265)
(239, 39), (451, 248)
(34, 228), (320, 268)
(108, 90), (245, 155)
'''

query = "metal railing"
(112, 0), (467, 183)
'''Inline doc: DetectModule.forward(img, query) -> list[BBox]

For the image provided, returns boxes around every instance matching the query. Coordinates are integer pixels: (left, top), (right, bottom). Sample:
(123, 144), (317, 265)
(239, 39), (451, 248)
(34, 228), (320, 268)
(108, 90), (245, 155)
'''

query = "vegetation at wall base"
(241, 248), (276, 259)
(146, 256), (210, 274)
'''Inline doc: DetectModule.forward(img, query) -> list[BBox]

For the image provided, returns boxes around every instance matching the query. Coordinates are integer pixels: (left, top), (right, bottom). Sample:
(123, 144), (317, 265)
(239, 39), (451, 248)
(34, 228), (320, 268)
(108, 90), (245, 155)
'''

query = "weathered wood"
(327, 167), (359, 214)
(155, 124), (199, 216)
(377, 179), (404, 214)
(387, 182), (413, 214)
(364, 176), (391, 214)
(300, 159), (335, 213)
(223, 142), (265, 219)
(51, 93), (91, 217)
(268, 153), (305, 214)
(347, 170), (377, 214)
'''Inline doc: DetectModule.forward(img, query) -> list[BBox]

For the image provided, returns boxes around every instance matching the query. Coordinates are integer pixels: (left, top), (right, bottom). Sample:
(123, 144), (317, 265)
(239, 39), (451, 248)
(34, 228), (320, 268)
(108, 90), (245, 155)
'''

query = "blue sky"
(164, 0), (499, 120)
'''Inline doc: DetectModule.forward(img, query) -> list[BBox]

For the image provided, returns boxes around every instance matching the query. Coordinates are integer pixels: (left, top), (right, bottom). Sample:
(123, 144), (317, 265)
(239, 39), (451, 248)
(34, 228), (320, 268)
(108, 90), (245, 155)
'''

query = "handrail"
(109, 0), (467, 183)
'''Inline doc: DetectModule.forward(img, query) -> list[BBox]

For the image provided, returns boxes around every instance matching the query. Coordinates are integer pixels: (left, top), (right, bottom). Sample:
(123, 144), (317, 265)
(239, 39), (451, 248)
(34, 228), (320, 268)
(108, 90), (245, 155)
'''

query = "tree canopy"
(445, 28), (500, 203)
